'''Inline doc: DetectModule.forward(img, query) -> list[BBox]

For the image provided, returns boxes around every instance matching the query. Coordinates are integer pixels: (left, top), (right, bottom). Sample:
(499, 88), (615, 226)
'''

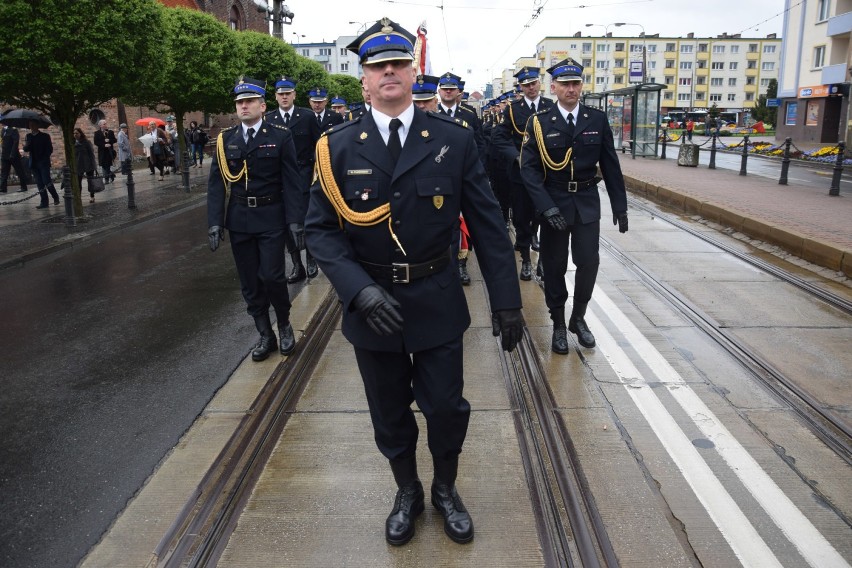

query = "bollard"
(739, 134), (749, 176)
(778, 137), (792, 185)
(125, 159), (137, 209)
(182, 150), (191, 193)
(709, 132), (717, 169)
(660, 132), (667, 160)
(62, 166), (75, 227)
(829, 141), (845, 196)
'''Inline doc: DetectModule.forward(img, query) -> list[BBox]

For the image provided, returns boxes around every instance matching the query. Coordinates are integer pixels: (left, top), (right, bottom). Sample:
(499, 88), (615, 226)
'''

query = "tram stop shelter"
(594, 83), (667, 159)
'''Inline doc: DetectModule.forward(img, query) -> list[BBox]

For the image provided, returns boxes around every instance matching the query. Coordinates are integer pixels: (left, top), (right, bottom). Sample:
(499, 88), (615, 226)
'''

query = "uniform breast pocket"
(343, 178), (383, 212)
(415, 177), (455, 225)
(580, 133), (601, 146)
(258, 146), (279, 159)
(225, 148), (244, 169)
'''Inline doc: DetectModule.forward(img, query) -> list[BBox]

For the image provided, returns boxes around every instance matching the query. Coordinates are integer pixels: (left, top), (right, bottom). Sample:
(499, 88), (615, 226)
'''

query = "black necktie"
(566, 113), (575, 139)
(530, 102), (536, 113)
(446, 107), (453, 118)
(246, 127), (255, 144)
(316, 113), (322, 126)
(387, 118), (402, 162)
(284, 113), (290, 126)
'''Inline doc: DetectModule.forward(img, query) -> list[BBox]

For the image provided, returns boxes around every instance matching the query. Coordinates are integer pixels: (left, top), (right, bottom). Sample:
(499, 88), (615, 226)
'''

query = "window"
(228, 5), (242, 30)
(748, 43), (758, 52)
(745, 92), (754, 101)
(730, 45), (739, 54)
(698, 43), (708, 52)
(696, 92), (705, 100)
(677, 93), (691, 101)
(583, 59), (592, 68)
(728, 78), (737, 86)
(763, 45), (776, 53)
(729, 61), (738, 70)
(679, 61), (692, 70)
(319, 48), (332, 56)
(665, 75), (674, 85)
(814, 45), (826, 68)
(679, 77), (692, 86)
(615, 42), (624, 51)
(615, 59), (624, 67)
(596, 76), (607, 85)
(747, 60), (757, 69)
(746, 77), (756, 85)
(665, 59), (675, 68)
(614, 75), (624, 84)
(664, 92), (673, 100)
(785, 101), (798, 125)
(709, 94), (722, 102)
(597, 43), (610, 52)
(583, 74), (593, 83)
(728, 93), (736, 101)
(711, 61), (724, 70)
(666, 43), (676, 52)
(596, 60), (608, 69)
(710, 77), (723, 86)
(647, 44), (657, 53)
(697, 61), (707, 69)
(582, 42), (592, 53)
(340, 48), (348, 56)
(324, 63), (332, 72)
(301, 49), (310, 56)
(696, 76), (706, 85)
(630, 44), (644, 53)
(760, 78), (772, 87)
(817, 0), (830, 21)
(713, 44), (725, 53)
(569, 43), (577, 49)
(646, 75), (656, 83)
(647, 61), (657, 69)
(681, 44), (693, 53)
(761, 62), (775, 71)
(340, 62), (349, 72)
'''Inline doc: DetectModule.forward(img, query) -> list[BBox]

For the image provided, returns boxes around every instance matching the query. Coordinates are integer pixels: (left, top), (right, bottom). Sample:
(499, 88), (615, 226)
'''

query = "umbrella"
(136, 117), (165, 127)
(0, 109), (52, 128)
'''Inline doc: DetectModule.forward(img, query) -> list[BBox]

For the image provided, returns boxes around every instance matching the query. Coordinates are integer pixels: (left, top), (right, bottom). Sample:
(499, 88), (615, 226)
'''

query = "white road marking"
(581, 286), (850, 568)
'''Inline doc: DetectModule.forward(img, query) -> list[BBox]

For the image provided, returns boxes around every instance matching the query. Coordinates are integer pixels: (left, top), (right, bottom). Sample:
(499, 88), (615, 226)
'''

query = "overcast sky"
(284, 0), (785, 92)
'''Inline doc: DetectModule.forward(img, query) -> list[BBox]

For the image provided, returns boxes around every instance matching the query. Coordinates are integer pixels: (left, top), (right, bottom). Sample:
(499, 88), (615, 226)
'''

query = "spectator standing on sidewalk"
(165, 116), (180, 173)
(1, 124), (28, 194)
(144, 121), (166, 179)
(73, 128), (98, 203)
(93, 119), (117, 184)
(23, 121), (60, 209)
(187, 121), (208, 168)
(686, 117), (694, 142)
(117, 123), (132, 172)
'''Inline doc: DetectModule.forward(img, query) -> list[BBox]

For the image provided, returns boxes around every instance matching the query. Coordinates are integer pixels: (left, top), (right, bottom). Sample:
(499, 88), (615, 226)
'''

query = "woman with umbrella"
(22, 120), (60, 209)
(73, 128), (98, 203)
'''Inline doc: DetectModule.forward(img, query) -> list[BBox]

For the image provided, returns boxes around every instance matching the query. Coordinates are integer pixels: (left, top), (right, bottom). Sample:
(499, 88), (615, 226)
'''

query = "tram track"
(601, 198), (852, 465)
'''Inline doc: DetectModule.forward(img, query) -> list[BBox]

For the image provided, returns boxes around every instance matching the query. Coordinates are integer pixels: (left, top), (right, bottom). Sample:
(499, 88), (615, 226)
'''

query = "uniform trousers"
(511, 180), (534, 254)
(539, 213), (600, 313)
(353, 334), (470, 463)
(284, 164), (313, 254)
(228, 228), (292, 320)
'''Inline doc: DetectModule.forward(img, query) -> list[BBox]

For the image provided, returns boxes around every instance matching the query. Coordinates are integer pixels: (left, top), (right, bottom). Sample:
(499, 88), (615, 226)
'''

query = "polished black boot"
(458, 258), (471, 286)
(287, 251), (306, 283)
(530, 226), (540, 252)
(551, 310), (570, 355)
(251, 313), (277, 361)
(535, 258), (543, 279)
(35, 191), (49, 209)
(569, 302), (596, 348)
(431, 457), (474, 544)
(305, 251), (318, 279)
(519, 259), (532, 281)
(278, 321), (295, 355)
(386, 456), (424, 546)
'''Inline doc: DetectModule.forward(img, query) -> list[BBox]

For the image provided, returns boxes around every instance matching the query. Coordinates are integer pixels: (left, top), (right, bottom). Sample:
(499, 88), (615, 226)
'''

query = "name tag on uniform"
(546, 132), (561, 138)
(227, 144), (239, 149)
(583, 131), (600, 135)
(347, 169), (372, 175)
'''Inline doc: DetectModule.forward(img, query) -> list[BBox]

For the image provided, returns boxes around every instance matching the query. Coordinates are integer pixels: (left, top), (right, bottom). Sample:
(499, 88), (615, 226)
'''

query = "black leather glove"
(208, 225), (224, 252)
(491, 309), (524, 352)
(352, 284), (404, 336)
(542, 207), (568, 231)
(288, 223), (305, 250)
(613, 212), (628, 233)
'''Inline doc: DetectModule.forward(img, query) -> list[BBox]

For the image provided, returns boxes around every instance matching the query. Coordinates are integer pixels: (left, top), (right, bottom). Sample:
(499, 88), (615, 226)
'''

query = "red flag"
(414, 21), (431, 76)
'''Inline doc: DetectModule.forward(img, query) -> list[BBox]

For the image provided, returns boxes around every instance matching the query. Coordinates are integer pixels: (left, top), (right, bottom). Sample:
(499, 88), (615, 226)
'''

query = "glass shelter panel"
(634, 89), (660, 157)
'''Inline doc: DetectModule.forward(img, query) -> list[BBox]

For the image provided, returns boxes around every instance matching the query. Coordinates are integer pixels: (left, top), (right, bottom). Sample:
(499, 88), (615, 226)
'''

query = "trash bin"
(677, 143), (700, 167)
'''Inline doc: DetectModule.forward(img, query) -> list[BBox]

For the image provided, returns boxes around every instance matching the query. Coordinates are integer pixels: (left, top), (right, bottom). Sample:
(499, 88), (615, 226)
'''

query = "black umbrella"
(0, 109), (52, 128)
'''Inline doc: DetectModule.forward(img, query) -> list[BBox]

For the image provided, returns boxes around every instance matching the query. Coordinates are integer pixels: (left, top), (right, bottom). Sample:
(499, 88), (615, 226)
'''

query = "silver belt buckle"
(567, 181), (578, 192)
(247, 196), (257, 207)
(392, 263), (410, 284)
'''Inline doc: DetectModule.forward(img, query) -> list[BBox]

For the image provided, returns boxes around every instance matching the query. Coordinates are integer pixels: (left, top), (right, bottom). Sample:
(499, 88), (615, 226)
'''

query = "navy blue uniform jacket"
(492, 97), (554, 183)
(265, 107), (321, 194)
(207, 121), (303, 233)
(305, 108), (522, 353)
(520, 103), (627, 224)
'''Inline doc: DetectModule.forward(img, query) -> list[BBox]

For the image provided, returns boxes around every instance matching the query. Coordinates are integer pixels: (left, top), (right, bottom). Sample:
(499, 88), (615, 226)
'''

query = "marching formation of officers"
(206, 16), (628, 549)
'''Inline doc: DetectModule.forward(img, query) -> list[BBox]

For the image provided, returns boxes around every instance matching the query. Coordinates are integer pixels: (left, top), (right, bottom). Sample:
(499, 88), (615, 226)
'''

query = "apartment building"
(293, 36), (361, 79)
(778, 0), (851, 144)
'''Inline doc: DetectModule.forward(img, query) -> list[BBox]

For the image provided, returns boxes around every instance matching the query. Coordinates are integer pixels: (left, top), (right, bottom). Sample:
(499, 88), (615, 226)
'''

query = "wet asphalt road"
(0, 204), (297, 567)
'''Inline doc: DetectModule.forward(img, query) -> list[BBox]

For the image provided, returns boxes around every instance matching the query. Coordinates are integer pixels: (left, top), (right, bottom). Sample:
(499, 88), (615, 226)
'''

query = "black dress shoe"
(568, 316), (596, 348)
(36, 203), (49, 209)
(431, 482), (474, 544)
(531, 234), (540, 251)
(306, 257), (318, 279)
(386, 480), (424, 546)
(287, 262), (306, 284)
(519, 260), (532, 281)
(279, 323), (296, 355)
(552, 326), (570, 354)
(251, 332), (277, 361)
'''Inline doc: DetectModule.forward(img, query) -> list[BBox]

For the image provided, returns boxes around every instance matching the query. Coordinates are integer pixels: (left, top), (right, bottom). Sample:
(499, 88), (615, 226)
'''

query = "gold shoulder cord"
(216, 131), (249, 192)
(508, 104), (525, 136)
(315, 136), (407, 256)
(532, 115), (574, 181)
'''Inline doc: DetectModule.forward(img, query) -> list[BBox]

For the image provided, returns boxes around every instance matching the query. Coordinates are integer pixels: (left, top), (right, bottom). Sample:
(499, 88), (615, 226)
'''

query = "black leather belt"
(566, 176), (602, 192)
(231, 193), (282, 207)
(360, 253), (450, 284)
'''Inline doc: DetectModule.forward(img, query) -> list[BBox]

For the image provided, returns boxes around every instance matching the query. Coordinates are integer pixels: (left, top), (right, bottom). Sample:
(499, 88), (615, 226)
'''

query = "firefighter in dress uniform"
(305, 18), (523, 547)
(520, 59), (629, 354)
(207, 77), (304, 361)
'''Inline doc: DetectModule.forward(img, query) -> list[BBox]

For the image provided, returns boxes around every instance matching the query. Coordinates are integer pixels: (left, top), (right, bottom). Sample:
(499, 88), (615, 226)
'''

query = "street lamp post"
(253, 0), (294, 39)
(585, 23), (616, 93)
(613, 22), (646, 83)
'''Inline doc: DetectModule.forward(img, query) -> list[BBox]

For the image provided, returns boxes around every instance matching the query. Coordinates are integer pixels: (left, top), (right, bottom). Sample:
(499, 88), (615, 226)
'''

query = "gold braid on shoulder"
(508, 103), (525, 135)
(531, 115), (574, 181)
(216, 131), (248, 192)
(315, 135), (408, 256)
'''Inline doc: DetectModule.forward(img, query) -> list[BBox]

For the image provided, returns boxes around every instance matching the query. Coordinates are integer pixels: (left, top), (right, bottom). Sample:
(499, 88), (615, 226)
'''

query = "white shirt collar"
(440, 103), (458, 115)
(524, 96), (541, 108)
(242, 119), (263, 139)
(279, 107), (293, 119)
(557, 103), (579, 124)
(371, 104), (415, 146)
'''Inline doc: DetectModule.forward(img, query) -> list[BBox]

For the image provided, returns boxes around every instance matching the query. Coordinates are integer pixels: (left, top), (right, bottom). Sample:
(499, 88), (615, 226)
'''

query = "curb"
(624, 175), (852, 279)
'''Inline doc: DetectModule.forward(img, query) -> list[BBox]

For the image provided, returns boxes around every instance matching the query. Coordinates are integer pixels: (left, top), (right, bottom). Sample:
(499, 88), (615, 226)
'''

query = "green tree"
(0, 0), (165, 215)
(126, 7), (242, 172)
(235, 31), (300, 110)
(328, 74), (363, 107)
(292, 59), (328, 107)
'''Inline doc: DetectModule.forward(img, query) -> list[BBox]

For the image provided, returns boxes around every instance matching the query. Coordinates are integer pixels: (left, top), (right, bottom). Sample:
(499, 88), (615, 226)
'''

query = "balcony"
(744, 84), (757, 93)
(696, 51), (710, 60)
(746, 51), (760, 60)
(614, 50), (626, 58)
(313, 54), (330, 63)
(695, 67), (709, 76)
(821, 63), (848, 83)
(745, 68), (758, 76)
(694, 83), (708, 91)
(828, 11), (852, 36)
